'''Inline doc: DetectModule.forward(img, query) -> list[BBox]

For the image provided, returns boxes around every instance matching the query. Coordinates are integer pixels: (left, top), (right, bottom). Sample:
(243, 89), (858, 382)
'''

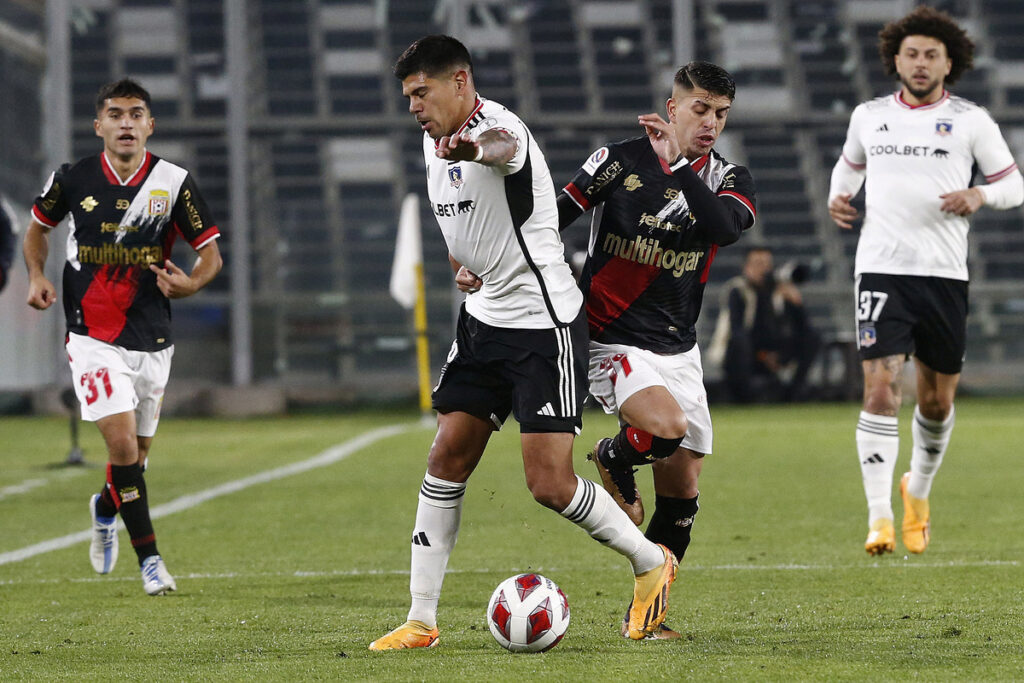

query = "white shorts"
(588, 341), (713, 455)
(66, 332), (173, 437)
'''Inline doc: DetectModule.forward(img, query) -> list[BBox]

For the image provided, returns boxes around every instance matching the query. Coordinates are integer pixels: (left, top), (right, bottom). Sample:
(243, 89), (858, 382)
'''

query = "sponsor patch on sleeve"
(583, 147), (610, 175)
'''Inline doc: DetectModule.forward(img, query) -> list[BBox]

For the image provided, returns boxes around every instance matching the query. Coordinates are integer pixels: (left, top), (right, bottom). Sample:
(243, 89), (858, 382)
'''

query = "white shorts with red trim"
(66, 332), (173, 437)
(588, 341), (713, 455)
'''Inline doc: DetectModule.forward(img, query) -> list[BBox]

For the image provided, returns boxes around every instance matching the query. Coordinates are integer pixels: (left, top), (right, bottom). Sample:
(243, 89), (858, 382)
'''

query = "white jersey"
(422, 96), (582, 328)
(840, 90), (1018, 280)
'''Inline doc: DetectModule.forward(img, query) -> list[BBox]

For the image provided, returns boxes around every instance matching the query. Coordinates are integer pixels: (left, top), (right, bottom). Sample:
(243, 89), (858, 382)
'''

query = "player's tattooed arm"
(435, 129), (518, 166)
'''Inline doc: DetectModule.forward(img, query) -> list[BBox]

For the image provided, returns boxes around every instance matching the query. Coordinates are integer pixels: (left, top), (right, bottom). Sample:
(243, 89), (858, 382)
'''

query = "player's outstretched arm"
(150, 240), (223, 299)
(23, 220), (56, 310)
(435, 129), (517, 167)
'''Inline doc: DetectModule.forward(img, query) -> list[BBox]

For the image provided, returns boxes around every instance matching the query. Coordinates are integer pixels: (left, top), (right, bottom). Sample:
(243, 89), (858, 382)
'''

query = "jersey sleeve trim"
(31, 205), (59, 228)
(563, 182), (591, 211)
(842, 153), (866, 170)
(985, 162), (1019, 182)
(719, 190), (756, 219)
(190, 226), (221, 250)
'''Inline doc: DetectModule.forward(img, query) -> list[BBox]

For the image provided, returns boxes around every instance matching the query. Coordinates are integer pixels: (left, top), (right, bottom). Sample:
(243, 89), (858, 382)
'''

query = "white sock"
(856, 411), (899, 524)
(908, 405), (954, 499)
(407, 473), (465, 628)
(560, 475), (664, 574)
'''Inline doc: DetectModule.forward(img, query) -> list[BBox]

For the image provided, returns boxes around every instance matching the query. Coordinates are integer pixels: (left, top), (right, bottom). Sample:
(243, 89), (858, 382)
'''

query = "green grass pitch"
(1, 399), (1022, 680)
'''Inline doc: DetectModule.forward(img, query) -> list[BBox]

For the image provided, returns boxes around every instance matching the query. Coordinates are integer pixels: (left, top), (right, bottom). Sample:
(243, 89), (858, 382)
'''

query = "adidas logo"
(876, 123), (889, 132)
(862, 453), (884, 464)
(536, 402), (556, 417)
(411, 531), (431, 547)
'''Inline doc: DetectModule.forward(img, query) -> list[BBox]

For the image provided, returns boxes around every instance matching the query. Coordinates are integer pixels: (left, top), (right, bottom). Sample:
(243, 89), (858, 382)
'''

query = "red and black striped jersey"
(32, 151), (219, 351)
(558, 136), (756, 353)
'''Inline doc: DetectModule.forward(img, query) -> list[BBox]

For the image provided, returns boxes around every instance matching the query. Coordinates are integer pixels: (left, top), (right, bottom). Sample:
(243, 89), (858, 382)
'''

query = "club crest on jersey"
(859, 325), (877, 348)
(935, 119), (953, 136)
(148, 189), (170, 216)
(448, 165), (464, 189)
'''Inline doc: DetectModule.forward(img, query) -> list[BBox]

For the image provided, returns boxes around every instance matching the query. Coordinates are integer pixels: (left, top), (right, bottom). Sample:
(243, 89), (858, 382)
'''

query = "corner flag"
(390, 193), (431, 414)
(390, 194), (422, 309)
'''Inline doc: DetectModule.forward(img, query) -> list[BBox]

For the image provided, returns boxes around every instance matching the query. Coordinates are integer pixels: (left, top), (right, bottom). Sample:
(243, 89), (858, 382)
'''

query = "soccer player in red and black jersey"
(556, 62), (756, 638)
(23, 78), (222, 595)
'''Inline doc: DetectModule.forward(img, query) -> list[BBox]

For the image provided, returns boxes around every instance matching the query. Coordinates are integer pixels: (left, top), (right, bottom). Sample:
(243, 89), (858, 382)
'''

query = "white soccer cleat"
(141, 555), (177, 596)
(89, 494), (119, 574)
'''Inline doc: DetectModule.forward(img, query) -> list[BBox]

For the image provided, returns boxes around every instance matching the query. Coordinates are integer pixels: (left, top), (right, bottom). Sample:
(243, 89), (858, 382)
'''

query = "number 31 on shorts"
(80, 368), (114, 405)
(858, 291), (888, 322)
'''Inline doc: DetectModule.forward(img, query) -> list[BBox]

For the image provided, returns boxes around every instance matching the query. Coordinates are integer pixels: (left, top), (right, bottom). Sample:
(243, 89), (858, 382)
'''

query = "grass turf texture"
(1, 399), (1022, 680)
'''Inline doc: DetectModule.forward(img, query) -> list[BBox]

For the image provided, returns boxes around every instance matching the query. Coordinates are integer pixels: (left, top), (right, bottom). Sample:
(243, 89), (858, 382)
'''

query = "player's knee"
(526, 475), (572, 512)
(918, 395), (952, 421)
(862, 383), (899, 415)
(645, 412), (688, 441)
(105, 433), (139, 465)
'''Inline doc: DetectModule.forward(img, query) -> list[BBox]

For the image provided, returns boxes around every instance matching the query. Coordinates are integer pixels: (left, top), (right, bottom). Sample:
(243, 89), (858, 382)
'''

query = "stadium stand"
(5, 0), (1023, 396)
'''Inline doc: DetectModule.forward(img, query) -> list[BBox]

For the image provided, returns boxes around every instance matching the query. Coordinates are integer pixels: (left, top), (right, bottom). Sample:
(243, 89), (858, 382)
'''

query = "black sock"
(598, 426), (683, 469)
(645, 494), (699, 561)
(95, 471), (117, 518)
(109, 463), (158, 564)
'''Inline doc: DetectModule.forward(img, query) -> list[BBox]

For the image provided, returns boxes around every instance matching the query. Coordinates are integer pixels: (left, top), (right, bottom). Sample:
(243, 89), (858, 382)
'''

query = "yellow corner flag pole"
(390, 193), (431, 417)
(413, 262), (431, 415)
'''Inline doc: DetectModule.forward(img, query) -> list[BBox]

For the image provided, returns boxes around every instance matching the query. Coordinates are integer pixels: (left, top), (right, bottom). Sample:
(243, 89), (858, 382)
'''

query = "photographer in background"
(0, 196), (15, 293)
(709, 246), (820, 402)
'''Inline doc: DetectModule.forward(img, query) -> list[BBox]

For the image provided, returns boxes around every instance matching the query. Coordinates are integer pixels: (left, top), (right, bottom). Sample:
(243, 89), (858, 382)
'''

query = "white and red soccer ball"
(486, 573), (570, 652)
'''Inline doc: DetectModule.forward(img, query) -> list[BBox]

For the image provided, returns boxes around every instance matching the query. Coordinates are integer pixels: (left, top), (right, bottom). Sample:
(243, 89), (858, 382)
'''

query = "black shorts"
(855, 273), (968, 374)
(432, 304), (588, 434)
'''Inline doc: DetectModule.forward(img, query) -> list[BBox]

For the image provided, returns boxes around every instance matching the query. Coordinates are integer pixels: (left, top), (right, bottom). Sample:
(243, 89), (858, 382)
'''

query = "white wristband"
(474, 145), (484, 162)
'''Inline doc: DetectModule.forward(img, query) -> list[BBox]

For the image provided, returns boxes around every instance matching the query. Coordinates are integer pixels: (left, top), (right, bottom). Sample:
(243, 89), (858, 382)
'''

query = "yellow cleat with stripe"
(900, 473), (930, 554)
(368, 620), (439, 651)
(865, 518), (895, 556)
(626, 544), (678, 640)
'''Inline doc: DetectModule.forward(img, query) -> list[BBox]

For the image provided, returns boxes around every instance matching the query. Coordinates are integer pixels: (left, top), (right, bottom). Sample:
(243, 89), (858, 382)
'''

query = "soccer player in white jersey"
(369, 35), (676, 650)
(828, 7), (1023, 556)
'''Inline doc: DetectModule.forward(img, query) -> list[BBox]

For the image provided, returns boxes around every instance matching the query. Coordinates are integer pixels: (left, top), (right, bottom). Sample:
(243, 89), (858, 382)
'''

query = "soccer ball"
(486, 573), (570, 653)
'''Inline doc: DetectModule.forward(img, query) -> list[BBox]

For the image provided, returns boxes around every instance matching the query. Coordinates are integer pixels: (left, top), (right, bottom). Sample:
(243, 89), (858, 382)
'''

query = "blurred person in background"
(710, 246), (820, 403)
(828, 6), (1023, 556)
(0, 197), (15, 293)
(23, 78), (222, 594)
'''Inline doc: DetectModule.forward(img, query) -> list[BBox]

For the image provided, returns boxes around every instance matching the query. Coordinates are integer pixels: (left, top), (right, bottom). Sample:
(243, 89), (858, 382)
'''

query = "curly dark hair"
(877, 6), (974, 85)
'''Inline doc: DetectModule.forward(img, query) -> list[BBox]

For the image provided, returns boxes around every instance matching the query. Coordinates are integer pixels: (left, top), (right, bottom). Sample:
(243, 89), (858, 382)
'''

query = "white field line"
(0, 424), (413, 566)
(0, 560), (1018, 587)
(0, 468), (89, 501)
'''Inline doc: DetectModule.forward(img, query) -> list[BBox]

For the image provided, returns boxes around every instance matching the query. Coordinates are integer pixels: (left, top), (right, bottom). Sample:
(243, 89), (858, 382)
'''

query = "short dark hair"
(878, 5), (974, 86)
(95, 78), (152, 114)
(674, 61), (736, 101)
(393, 34), (474, 81)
